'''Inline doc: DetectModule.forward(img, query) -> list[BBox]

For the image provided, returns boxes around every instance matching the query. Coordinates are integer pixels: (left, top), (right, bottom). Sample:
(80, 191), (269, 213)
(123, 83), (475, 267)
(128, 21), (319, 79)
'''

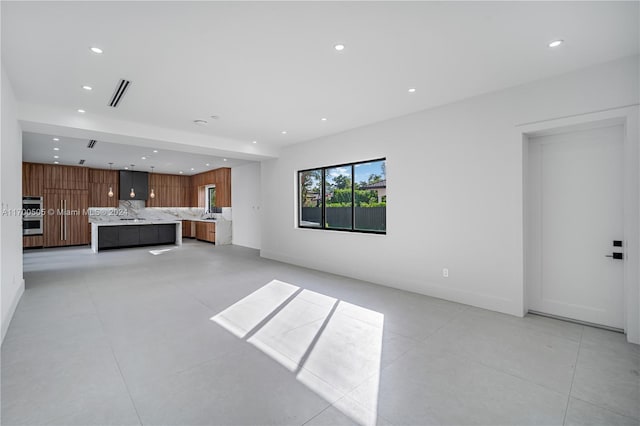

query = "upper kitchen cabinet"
(191, 167), (231, 207)
(43, 164), (88, 190)
(22, 162), (43, 196)
(147, 174), (191, 207)
(119, 170), (148, 201)
(89, 169), (119, 207)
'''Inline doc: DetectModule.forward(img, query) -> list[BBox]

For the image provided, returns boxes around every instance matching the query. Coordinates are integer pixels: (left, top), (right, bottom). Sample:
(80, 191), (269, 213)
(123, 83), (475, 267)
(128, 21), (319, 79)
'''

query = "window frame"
(206, 184), (216, 213)
(297, 157), (386, 235)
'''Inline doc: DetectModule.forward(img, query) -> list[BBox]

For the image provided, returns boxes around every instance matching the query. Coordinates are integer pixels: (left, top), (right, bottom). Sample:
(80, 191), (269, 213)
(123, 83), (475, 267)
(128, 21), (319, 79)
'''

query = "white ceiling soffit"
(22, 131), (250, 175)
(3, 1), (639, 153)
(17, 102), (278, 161)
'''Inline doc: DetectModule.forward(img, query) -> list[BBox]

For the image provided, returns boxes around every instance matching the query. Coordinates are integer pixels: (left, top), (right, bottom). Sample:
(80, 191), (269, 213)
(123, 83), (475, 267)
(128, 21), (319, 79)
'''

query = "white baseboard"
(1, 278), (25, 344)
(260, 249), (520, 317)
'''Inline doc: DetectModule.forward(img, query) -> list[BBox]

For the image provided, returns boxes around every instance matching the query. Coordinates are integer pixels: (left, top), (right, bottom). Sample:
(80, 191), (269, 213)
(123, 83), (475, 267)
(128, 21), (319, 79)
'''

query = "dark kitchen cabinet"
(118, 225), (140, 246)
(119, 171), (149, 201)
(97, 224), (176, 250)
(98, 227), (119, 249)
(157, 224), (176, 244)
(138, 225), (158, 245)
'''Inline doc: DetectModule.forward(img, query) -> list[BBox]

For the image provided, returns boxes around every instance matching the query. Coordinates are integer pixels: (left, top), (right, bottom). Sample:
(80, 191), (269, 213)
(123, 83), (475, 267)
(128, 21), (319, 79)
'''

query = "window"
(325, 166), (353, 230)
(206, 185), (216, 212)
(299, 169), (322, 227)
(298, 158), (386, 234)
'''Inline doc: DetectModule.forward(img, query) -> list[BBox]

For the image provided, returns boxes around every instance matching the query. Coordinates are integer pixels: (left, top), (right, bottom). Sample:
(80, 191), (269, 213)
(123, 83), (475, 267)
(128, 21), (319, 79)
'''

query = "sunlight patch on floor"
(148, 248), (173, 255)
(211, 279), (383, 425)
(211, 280), (300, 338)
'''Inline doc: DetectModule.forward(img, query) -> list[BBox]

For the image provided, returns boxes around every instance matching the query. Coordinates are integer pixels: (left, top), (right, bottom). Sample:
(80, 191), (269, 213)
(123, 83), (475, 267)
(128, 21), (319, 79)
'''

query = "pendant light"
(149, 166), (156, 199)
(107, 163), (114, 198)
(129, 164), (136, 198)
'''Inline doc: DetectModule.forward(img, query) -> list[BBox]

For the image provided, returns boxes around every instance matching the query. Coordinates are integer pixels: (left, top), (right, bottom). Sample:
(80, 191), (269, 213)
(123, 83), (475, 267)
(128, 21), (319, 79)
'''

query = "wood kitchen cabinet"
(44, 164), (88, 190)
(23, 235), (43, 248)
(44, 189), (89, 247)
(22, 163), (44, 196)
(195, 221), (216, 243)
(147, 174), (191, 207)
(190, 167), (231, 207)
(182, 220), (194, 238)
(89, 169), (119, 207)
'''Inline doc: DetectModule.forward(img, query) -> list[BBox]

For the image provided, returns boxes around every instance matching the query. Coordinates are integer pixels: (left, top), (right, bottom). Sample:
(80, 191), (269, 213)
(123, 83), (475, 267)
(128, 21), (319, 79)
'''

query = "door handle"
(60, 199), (64, 241)
(605, 253), (624, 260)
(64, 199), (67, 241)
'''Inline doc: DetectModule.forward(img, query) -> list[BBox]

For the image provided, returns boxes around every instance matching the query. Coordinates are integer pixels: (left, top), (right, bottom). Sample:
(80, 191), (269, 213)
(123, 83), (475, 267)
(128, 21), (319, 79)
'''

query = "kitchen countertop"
(90, 219), (182, 226)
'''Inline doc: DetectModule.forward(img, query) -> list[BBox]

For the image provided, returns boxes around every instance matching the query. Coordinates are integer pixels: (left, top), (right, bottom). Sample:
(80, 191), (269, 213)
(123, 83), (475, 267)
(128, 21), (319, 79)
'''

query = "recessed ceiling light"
(54, 161), (59, 164)
(90, 47), (103, 54)
(52, 137), (59, 141)
(408, 88), (416, 93)
(53, 155), (59, 159)
(77, 109), (86, 113)
(206, 163), (210, 167)
(193, 119), (208, 126)
(53, 147), (60, 151)
(334, 44), (345, 51)
(190, 168), (195, 171)
(82, 85), (93, 91)
(124, 167), (129, 170)
(179, 171), (183, 174)
(281, 130), (287, 135)
(141, 156), (146, 160)
(252, 140), (257, 144)
(321, 118), (327, 121)
(548, 39), (564, 48)
(153, 150), (158, 153)
(223, 158), (227, 162)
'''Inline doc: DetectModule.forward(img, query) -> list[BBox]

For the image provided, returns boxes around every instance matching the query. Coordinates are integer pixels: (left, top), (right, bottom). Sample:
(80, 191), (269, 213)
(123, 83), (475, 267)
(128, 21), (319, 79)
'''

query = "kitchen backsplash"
(89, 201), (232, 223)
(121, 200), (145, 210)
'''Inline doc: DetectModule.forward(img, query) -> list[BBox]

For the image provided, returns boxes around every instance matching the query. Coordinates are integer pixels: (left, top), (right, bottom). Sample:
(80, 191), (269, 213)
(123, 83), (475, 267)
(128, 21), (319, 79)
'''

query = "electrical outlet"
(442, 268), (449, 278)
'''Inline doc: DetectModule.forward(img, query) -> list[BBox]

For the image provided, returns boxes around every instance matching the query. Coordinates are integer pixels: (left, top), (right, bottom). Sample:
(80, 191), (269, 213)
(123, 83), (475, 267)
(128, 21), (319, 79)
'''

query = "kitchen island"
(90, 219), (182, 252)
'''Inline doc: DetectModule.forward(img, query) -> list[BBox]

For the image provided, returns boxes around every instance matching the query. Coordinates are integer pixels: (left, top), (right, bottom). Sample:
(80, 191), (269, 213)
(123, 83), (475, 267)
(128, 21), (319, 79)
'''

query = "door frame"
(520, 105), (639, 344)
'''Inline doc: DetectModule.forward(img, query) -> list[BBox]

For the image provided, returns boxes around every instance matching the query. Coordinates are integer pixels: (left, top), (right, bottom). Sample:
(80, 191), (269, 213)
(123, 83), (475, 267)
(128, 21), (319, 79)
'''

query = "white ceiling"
(2, 1), (638, 157)
(22, 131), (249, 175)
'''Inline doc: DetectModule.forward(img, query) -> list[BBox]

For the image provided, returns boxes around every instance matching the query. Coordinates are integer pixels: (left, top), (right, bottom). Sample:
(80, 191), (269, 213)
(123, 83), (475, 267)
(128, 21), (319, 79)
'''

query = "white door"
(527, 124), (625, 329)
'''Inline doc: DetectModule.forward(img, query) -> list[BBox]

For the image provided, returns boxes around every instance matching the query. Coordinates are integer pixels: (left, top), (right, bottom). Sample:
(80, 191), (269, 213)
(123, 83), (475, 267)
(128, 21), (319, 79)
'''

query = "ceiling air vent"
(78, 159), (86, 165)
(87, 139), (97, 148)
(109, 78), (131, 108)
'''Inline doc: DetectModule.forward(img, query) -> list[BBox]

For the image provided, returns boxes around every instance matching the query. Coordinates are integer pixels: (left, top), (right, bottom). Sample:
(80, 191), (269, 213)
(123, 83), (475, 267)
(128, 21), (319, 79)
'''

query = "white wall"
(231, 162), (262, 249)
(261, 56), (639, 320)
(1, 66), (24, 342)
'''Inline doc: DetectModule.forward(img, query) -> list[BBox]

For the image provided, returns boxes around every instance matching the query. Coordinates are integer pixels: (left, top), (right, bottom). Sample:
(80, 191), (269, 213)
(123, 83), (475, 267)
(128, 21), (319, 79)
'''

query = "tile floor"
(2, 240), (638, 425)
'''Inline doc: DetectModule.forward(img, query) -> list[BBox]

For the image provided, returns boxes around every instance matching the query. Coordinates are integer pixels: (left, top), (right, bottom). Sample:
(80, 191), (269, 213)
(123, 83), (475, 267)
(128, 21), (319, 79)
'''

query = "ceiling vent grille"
(78, 159), (86, 165)
(109, 79), (131, 108)
(87, 139), (97, 148)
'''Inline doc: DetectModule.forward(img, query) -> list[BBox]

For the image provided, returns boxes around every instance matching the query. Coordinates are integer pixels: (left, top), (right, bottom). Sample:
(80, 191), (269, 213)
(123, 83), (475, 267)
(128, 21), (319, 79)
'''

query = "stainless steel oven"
(23, 196), (43, 235)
